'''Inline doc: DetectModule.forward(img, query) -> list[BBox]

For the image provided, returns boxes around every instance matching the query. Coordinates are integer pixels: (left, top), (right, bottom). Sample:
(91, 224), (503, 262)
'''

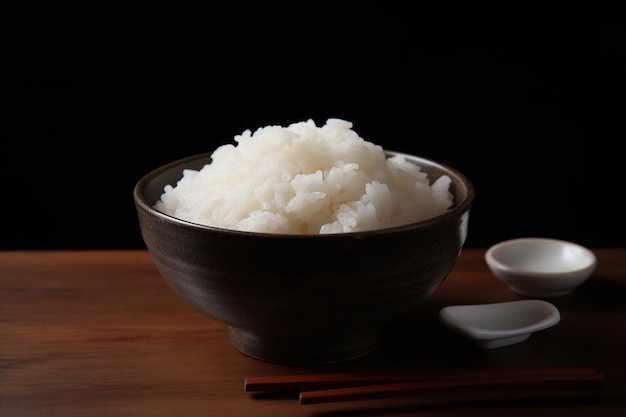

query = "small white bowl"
(439, 299), (561, 349)
(485, 238), (597, 298)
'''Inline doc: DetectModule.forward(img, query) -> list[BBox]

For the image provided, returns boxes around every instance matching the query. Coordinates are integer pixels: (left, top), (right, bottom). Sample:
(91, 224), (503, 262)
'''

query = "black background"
(2, 3), (624, 250)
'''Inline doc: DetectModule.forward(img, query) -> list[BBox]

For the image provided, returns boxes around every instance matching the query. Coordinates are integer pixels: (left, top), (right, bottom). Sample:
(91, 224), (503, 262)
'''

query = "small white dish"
(439, 299), (560, 349)
(485, 237), (597, 297)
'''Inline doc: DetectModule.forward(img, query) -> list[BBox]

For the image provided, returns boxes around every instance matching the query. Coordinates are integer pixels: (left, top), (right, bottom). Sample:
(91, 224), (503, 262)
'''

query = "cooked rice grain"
(155, 118), (453, 234)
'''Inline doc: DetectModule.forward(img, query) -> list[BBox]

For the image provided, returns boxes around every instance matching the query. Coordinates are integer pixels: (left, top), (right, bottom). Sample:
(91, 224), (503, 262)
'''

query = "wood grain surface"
(1, 249), (625, 416)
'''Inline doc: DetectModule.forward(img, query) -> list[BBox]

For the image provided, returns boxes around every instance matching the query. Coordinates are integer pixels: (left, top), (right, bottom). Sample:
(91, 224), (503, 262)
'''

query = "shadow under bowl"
(134, 151), (475, 365)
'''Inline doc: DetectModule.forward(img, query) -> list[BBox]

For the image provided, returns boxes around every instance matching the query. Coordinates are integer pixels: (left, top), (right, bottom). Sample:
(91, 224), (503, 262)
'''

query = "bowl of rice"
(134, 118), (475, 365)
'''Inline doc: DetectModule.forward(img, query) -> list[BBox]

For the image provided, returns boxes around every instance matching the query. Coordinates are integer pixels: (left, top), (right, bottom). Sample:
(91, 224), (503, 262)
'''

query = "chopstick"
(299, 370), (603, 405)
(244, 367), (603, 405)
(244, 367), (600, 392)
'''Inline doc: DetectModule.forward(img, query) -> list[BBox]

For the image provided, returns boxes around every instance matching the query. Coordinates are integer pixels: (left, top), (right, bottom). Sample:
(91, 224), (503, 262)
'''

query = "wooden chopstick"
(244, 367), (601, 393)
(298, 370), (604, 405)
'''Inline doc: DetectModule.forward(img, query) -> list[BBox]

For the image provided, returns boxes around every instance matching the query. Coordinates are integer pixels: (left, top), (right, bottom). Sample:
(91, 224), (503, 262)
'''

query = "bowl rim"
(133, 149), (476, 238)
(485, 237), (597, 277)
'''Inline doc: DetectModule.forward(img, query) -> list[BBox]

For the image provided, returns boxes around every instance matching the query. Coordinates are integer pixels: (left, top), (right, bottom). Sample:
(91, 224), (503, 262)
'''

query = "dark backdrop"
(2, 3), (624, 250)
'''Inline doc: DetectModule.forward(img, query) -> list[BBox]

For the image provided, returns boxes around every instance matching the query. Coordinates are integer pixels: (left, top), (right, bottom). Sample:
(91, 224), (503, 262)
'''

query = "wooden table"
(2, 249), (625, 416)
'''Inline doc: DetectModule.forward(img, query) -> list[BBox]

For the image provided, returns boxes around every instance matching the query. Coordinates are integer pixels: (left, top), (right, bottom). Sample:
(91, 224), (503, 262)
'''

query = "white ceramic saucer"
(485, 238), (597, 297)
(439, 299), (561, 349)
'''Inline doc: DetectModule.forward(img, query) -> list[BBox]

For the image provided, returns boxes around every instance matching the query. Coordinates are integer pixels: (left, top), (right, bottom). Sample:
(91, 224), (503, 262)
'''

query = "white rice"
(154, 118), (454, 234)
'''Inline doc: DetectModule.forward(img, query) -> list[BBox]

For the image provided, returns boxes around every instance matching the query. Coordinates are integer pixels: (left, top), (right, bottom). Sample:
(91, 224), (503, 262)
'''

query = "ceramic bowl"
(485, 238), (597, 298)
(134, 150), (475, 365)
(439, 299), (561, 349)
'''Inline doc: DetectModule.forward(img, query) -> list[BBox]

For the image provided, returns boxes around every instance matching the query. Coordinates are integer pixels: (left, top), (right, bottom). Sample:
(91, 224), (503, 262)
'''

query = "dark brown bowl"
(134, 150), (475, 365)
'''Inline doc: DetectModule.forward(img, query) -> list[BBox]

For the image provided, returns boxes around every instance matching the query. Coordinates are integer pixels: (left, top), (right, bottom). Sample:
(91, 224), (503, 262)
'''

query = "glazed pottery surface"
(134, 151), (475, 365)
